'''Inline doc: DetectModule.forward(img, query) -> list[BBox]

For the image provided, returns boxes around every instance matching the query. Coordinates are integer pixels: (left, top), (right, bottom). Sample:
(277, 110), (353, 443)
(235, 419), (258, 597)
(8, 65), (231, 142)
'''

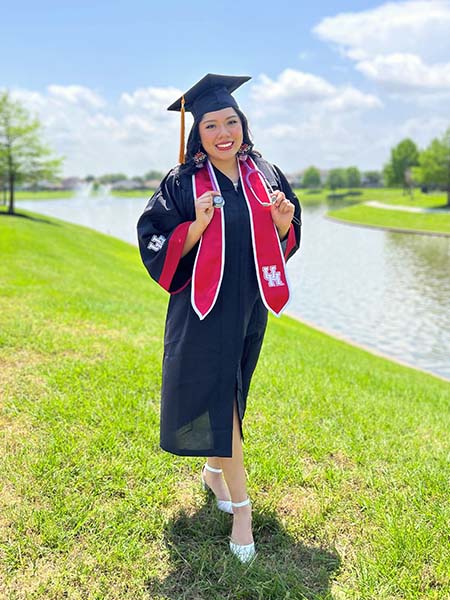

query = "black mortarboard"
(167, 73), (251, 164)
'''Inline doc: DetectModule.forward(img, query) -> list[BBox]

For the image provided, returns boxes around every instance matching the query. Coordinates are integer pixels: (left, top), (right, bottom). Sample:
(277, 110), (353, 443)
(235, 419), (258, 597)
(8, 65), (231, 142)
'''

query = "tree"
(327, 168), (346, 190)
(0, 91), (62, 214)
(383, 138), (419, 188)
(346, 166), (361, 188)
(364, 170), (382, 186)
(412, 127), (450, 206)
(98, 173), (128, 184)
(144, 169), (165, 181)
(302, 166), (321, 189)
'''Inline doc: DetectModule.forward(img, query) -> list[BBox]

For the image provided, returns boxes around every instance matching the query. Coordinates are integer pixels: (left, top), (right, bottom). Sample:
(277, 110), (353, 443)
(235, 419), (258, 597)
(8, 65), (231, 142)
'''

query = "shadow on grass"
(0, 210), (59, 226)
(146, 501), (341, 600)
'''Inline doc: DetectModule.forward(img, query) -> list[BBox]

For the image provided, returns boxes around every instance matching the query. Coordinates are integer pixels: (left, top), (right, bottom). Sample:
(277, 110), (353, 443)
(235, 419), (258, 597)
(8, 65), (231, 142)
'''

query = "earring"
(237, 142), (254, 162)
(193, 150), (207, 168)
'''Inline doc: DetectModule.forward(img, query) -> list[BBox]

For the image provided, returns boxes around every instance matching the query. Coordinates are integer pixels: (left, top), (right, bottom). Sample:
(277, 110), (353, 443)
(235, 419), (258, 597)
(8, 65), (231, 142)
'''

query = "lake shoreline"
(285, 311), (450, 384)
(2, 211), (450, 598)
(325, 214), (450, 237)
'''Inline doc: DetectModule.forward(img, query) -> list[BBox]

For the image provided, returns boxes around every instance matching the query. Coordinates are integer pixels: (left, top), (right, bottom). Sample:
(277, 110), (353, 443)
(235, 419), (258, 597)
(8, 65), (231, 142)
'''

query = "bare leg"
(203, 457), (231, 503)
(221, 401), (253, 546)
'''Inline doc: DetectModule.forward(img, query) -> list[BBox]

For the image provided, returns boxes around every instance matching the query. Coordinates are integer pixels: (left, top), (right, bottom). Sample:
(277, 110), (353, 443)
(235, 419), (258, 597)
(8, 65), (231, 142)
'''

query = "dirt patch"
(0, 349), (49, 404)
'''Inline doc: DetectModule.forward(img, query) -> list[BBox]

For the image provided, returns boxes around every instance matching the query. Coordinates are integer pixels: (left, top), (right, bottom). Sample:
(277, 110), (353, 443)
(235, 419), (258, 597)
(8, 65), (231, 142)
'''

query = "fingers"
(195, 190), (221, 211)
(271, 191), (294, 214)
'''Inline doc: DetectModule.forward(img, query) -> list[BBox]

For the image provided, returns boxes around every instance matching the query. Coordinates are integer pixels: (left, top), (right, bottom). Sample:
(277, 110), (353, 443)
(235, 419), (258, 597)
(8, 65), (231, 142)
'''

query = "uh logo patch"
(147, 234), (166, 252)
(262, 265), (285, 287)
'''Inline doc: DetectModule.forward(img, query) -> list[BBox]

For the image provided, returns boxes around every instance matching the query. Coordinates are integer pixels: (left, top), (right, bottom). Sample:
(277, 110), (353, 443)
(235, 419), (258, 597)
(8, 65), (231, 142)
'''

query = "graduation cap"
(167, 73), (251, 164)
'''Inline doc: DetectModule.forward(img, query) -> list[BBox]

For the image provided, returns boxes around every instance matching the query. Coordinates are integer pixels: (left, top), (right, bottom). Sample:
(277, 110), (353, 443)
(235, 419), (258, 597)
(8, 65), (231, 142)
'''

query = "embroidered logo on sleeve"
(147, 234), (166, 252)
(262, 265), (285, 287)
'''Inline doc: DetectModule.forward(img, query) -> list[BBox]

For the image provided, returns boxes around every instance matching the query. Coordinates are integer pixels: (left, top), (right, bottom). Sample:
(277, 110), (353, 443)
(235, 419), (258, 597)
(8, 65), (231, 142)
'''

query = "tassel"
(179, 95), (185, 164)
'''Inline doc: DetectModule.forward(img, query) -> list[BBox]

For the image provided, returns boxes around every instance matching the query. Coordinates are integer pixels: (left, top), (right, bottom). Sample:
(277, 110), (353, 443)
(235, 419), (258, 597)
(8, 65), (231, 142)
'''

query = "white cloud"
(10, 85), (181, 176)
(7, 72), (448, 177)
(252, 69), (335, 104)
(314, 1), (450, 95)
(120, 86), (181, 114)
(314, 1), (450, 62)
(356, 53), (450, 92)
(250, 68), (382, 113)
(397, 116), (450, 146)
(48, 85), (105, 108)
(323, 86), (382, 111)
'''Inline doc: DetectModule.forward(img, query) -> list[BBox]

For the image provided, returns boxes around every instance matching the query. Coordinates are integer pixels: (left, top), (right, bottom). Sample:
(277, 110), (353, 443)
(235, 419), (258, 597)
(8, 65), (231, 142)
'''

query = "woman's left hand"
(270, 191), (295, 239)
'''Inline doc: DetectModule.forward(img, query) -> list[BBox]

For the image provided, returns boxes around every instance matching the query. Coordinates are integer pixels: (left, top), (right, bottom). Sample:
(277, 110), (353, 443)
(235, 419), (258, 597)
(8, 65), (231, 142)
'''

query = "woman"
(137, 73), (302, 563)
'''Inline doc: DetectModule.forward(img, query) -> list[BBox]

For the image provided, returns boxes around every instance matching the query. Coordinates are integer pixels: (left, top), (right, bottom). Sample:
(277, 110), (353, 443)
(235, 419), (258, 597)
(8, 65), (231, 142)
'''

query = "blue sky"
(2, 0), (449, 176)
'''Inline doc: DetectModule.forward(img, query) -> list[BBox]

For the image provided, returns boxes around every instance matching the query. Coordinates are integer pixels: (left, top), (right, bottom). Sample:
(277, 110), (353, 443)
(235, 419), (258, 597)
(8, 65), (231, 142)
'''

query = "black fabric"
(167, 73), (251, 119)
(137, 156), (302, 457)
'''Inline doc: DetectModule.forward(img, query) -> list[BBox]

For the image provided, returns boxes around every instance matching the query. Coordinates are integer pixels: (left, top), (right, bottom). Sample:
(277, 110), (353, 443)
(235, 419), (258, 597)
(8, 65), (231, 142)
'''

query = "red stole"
(191, 157), (290, 320)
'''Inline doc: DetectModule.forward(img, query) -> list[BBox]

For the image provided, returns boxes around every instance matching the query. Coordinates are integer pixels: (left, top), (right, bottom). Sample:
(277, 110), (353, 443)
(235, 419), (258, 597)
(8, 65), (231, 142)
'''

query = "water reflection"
(16, 196), (450, 380)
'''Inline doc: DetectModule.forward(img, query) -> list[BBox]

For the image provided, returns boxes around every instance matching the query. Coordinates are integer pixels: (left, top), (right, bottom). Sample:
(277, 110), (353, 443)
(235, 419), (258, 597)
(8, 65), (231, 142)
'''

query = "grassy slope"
(327, 204), (450, 235)
(1, 212), (449, 599)
(298, 188), (447, 209)
(12, 191), (76, 200)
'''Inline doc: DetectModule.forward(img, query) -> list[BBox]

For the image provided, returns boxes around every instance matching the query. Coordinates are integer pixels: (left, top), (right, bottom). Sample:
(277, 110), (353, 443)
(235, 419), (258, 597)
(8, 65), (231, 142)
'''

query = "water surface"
(17, 195), (450, 380)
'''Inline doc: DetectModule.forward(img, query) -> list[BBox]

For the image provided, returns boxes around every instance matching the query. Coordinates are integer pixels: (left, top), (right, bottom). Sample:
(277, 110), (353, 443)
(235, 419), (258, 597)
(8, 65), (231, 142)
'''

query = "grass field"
(299, 188), (448, 209)
(327, 204), (450, 235)
(1, 211), (449, 599)
(7, 190), (76, 201)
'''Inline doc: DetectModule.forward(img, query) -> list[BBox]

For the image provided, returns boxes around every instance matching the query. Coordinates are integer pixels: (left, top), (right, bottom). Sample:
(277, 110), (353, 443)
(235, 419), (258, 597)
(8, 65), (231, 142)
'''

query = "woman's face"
(198, 107), (243, 163)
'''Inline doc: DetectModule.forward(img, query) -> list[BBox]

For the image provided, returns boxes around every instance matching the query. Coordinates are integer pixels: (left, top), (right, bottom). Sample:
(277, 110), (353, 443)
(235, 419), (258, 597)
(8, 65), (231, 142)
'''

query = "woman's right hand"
(194, 191), (221, 230)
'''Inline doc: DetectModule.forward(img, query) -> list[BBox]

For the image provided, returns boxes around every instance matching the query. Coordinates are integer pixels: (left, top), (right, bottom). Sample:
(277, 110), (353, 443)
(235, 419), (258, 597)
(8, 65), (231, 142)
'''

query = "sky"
(1, 0), (450, 177)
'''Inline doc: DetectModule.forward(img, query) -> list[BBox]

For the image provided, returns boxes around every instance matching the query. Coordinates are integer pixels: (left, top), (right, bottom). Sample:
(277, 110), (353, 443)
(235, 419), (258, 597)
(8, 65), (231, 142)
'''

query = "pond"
(17, 194), (450, 381)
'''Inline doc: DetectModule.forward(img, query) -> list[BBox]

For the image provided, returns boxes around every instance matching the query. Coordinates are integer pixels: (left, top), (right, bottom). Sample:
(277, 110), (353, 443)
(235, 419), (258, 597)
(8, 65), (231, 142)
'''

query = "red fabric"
(191, 166), (224, 319)
(284, 223), (296, 260)
(239, 157), (290, 315)
(159, 221), (193, 291)
(192, 158), (292, 319)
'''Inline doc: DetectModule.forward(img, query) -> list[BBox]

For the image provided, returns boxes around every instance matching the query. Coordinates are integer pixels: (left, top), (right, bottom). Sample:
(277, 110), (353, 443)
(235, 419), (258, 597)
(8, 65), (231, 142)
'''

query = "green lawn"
(1, 211), (449, 599)
(296, 188), (448, 209)
(327, 204), (450, 235)
(10, 190), (76, 200)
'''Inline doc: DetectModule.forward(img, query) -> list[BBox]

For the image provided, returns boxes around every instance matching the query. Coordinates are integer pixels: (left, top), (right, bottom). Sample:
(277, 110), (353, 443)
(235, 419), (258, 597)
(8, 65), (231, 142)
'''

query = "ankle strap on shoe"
(204, 462), (222, 473)
(231, 498), (250, 508)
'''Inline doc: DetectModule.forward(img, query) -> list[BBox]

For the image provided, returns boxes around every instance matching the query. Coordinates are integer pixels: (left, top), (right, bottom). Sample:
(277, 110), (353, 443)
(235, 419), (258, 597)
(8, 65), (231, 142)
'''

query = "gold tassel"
(179, 95), (185, 164)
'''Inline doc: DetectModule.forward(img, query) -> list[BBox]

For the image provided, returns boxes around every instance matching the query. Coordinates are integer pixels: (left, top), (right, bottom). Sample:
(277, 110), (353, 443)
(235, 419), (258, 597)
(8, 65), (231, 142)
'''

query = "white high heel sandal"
(201, 462), (233, 514)
(229, 498), (256, 563)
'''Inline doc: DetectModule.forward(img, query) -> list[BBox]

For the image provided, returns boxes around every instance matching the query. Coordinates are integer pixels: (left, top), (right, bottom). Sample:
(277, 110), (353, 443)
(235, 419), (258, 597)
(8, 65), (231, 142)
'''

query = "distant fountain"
(73, 182), (112, 199)
(75, 182), (93, 197)
(97, 183), (112, 197)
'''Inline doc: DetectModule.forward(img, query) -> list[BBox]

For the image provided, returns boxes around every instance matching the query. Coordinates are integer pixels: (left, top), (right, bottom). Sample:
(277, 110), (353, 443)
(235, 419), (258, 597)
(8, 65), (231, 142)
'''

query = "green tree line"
(302, 128), (450, 205)
(1, 92), (449, 214)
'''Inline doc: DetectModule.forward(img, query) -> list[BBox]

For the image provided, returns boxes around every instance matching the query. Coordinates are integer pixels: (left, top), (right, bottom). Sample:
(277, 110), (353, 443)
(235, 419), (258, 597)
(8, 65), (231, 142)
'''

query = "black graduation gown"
(137, 156), (302, 457)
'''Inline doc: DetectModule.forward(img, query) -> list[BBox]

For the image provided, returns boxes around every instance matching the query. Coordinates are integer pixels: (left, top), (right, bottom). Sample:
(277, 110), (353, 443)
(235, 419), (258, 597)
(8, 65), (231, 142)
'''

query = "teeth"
(217, 142), (233, 148)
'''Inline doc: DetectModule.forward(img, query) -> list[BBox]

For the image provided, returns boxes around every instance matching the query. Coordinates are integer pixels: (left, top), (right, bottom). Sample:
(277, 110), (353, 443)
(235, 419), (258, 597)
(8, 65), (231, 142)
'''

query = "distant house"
(285, 174), (302, 188)
(61, 177), (83, 190)
(111, 179), (143, 191)
(361, 174), (383, 188)
(21, 180), (64, 191)
(144, 179), (161, 190)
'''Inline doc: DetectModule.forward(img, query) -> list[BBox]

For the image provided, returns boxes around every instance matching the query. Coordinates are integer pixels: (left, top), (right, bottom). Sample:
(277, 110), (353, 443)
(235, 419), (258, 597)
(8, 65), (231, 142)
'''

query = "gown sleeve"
(272, 164), (302, 262)
(136, 169), (197, 294)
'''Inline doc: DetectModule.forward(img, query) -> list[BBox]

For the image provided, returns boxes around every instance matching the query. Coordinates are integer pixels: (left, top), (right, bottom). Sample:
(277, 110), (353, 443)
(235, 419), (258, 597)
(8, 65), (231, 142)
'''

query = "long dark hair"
(179, 107), (261, 175)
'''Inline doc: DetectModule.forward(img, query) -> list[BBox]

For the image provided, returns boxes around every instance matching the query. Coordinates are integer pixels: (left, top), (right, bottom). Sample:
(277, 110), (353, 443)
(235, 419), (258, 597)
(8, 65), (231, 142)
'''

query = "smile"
(216, 142), (234, 151)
